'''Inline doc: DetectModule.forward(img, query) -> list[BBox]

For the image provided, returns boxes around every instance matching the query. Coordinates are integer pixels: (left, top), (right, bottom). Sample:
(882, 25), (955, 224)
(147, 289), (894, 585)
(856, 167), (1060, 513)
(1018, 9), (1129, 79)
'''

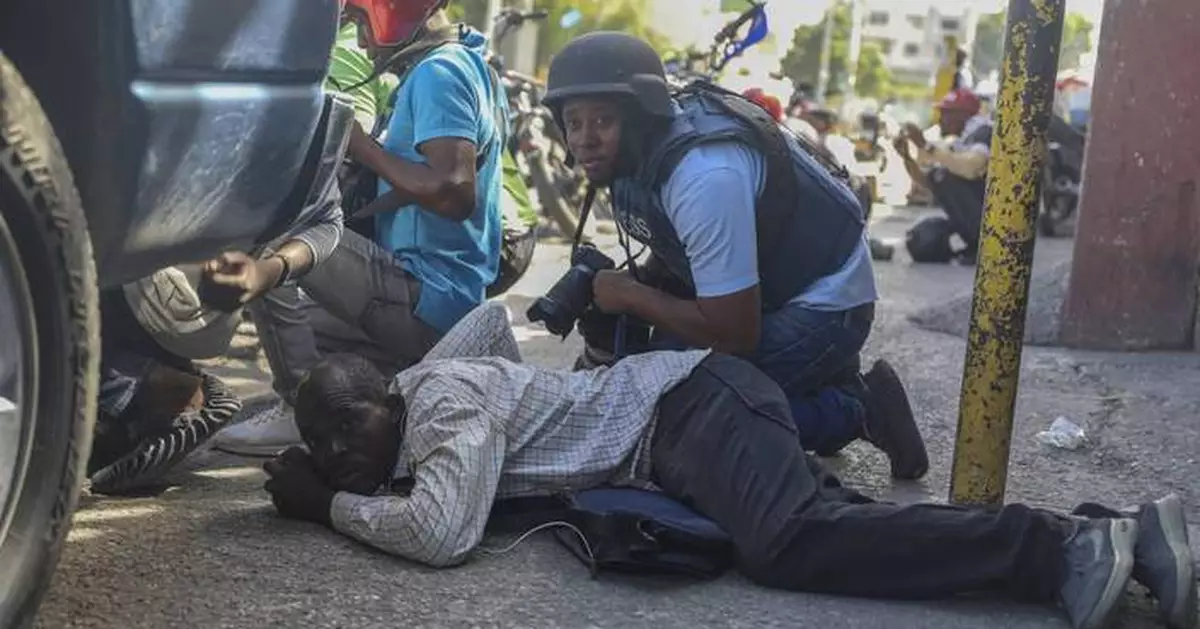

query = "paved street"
(35, 207), (1200, 629)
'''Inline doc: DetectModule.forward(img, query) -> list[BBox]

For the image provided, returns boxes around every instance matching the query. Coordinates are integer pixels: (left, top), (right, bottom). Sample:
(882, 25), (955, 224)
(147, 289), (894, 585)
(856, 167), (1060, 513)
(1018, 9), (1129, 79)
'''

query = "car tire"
(0, 53), (100, 629)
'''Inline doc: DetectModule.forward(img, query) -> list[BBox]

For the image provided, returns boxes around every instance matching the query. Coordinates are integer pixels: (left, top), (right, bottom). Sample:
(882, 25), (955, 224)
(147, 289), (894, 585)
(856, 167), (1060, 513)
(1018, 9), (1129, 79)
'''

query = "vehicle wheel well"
(2, 1), (121, 195)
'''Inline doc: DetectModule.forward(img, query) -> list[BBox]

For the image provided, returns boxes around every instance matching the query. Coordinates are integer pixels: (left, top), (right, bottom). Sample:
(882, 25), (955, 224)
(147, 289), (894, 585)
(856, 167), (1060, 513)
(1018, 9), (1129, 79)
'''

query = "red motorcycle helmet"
(742, 88), (784, 122)
(344, 0), (449, 48)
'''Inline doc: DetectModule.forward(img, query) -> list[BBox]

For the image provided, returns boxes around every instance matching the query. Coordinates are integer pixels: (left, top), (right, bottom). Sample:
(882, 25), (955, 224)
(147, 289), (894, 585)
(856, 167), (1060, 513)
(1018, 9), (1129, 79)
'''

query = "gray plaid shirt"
(329, 303), (709, 567)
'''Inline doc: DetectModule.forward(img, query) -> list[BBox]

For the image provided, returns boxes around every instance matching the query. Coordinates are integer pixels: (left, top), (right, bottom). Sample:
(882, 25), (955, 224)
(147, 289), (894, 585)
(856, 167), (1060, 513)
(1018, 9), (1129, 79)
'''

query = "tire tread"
(0, 52), (99, 628)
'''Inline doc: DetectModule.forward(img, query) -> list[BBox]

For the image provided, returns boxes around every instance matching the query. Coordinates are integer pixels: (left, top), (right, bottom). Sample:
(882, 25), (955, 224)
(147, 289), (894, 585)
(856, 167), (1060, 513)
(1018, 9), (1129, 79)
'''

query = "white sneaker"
(211, 400), (303, 457)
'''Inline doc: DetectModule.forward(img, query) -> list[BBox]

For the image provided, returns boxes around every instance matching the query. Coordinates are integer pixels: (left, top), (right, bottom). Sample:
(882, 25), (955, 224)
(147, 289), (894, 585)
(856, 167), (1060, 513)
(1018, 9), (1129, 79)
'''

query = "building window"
(876, 38), (895, 55)
(907, 15), (925, 28)
(903, 43), (921, 57)
(941, 18), (961, 31)
(868, 11), (889, 26)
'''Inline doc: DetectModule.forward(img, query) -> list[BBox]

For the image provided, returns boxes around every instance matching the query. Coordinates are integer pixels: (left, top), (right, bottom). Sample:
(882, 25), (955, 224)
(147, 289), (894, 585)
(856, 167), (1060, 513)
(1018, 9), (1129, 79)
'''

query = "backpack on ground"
(487, 487), (734, 580)
(905, 216), (955, 263)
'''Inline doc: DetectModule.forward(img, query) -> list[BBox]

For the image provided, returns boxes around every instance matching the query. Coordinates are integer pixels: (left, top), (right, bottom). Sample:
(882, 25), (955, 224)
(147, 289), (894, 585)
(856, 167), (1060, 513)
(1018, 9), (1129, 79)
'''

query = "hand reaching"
(198, 251), (283, 312)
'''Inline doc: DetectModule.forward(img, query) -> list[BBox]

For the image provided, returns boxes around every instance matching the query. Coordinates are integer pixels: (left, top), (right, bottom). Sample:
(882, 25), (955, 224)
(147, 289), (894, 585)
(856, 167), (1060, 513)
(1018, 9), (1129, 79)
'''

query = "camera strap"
(570, 183), (598, 257)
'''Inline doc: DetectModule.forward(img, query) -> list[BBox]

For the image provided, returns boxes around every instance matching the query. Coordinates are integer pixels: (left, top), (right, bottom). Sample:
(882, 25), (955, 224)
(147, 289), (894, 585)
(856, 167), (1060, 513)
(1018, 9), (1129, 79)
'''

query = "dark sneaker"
(90, 373), (241, 495)
(862, 360), (929, 479)
(1072, 495), (1197, 628)
(1132, 495), (1197, 629)
(1060, 518), (1138, 629)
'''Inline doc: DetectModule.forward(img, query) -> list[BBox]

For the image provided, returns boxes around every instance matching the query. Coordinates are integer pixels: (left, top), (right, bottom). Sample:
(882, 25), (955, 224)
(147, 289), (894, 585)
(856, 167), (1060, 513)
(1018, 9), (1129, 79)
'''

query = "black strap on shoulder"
(667, 83), (802, 295)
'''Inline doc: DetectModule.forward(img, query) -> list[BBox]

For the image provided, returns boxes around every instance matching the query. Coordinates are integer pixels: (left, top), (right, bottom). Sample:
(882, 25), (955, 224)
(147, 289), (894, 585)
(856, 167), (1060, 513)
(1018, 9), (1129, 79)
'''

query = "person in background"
(213, 0), (508, 455)
(894, 87), (992, 264)
(742, 87), (785, 122)
(952, 48), (974, 91)
(262, 303), (1197, 629)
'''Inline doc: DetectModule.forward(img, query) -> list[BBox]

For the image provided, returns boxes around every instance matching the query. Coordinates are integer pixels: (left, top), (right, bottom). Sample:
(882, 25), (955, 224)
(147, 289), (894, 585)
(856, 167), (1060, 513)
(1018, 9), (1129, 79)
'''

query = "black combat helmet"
(542, 31), (673, 119)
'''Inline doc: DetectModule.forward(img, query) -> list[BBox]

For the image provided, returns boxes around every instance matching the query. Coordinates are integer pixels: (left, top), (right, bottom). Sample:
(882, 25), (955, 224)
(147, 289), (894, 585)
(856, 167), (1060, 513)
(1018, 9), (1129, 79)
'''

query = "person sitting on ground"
(213, 0), (510, 456)
(262, 302), (1197, 629)
(894, 87), (993, 264)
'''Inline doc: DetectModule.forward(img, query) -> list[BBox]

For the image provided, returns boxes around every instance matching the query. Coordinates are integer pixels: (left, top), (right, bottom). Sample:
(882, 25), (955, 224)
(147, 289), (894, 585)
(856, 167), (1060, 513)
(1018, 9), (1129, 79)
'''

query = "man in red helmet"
(216, 0), (510, 455)
(742, 88), (784, 122)
(894, 87), (993, 263)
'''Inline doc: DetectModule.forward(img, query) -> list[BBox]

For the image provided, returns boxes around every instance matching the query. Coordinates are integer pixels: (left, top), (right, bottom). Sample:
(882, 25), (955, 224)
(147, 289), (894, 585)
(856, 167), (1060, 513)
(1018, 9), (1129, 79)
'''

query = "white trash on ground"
(1035, 416), (1088, 450)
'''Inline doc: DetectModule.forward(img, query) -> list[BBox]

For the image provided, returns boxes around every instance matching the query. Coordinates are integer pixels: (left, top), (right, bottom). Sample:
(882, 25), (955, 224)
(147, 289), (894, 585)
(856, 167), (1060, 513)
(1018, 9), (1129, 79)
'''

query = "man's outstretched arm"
(329, 396), (506, 568)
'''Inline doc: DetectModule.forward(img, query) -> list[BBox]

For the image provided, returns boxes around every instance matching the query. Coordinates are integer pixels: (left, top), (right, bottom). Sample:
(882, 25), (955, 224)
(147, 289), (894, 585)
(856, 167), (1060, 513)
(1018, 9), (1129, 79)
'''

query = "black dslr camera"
(526, 244), (616, 337)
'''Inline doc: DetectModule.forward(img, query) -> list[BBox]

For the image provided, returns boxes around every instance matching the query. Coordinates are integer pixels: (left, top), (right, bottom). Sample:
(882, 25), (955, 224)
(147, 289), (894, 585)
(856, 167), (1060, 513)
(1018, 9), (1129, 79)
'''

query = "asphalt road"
(35, 207), (1200, 629)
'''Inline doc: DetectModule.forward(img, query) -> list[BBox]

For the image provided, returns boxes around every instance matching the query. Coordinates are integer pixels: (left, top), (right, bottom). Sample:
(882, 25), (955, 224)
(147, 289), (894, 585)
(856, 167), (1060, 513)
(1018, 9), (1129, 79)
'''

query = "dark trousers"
(650, 354), (1072, 601)
(98, 289), (193, 418)
(928, 168), (985, 252)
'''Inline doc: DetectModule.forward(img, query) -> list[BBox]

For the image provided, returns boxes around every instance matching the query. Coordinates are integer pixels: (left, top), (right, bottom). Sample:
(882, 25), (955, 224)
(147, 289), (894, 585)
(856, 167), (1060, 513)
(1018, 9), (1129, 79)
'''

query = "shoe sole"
(1146, 494), (1198, 629)
(865, 360), (929, 480)
(1079, 518), (1139, 629)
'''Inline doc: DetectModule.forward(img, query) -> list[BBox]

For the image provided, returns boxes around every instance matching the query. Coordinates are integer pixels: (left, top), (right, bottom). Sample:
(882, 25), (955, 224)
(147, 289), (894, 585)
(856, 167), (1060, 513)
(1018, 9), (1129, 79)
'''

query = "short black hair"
(295, 354), (392, 428)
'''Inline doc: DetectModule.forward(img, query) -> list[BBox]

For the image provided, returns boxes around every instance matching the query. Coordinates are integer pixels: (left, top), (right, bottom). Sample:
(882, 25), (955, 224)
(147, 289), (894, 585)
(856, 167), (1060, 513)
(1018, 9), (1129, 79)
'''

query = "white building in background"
(858, 0), (981, 84)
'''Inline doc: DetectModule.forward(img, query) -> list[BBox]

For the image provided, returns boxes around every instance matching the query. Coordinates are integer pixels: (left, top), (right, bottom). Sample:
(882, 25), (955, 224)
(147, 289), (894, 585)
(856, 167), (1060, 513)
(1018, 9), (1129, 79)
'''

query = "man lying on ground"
(264, 303), (1197, 629)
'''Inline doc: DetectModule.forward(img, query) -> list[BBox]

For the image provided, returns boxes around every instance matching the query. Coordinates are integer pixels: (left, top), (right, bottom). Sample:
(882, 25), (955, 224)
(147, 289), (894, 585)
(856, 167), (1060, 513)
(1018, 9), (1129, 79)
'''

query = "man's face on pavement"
(562, 97), (623, 184)
(295, 358), (402, 495)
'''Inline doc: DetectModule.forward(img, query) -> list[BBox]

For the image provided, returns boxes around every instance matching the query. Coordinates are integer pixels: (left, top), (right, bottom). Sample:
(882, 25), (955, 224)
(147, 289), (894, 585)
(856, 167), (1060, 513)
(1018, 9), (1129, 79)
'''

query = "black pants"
(928, 168), (985, 252)
(650, 355), (1072, 601)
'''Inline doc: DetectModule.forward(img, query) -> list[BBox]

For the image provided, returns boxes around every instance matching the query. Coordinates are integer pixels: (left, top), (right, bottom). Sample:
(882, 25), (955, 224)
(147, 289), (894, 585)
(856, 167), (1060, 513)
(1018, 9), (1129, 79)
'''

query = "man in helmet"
(541, 32), (928, 479)
(894, 87), (992, 264)
(215, 0), (510, 455)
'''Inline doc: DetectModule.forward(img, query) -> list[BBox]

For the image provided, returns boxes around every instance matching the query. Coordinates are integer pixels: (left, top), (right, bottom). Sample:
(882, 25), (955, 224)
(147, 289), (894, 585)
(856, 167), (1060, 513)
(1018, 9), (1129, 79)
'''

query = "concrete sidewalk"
(36, 214), (1200, 629)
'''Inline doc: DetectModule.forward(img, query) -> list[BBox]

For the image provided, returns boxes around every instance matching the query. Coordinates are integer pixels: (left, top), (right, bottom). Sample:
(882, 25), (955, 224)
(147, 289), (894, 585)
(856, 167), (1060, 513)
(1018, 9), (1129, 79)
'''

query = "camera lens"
(526, 296), (575, 338)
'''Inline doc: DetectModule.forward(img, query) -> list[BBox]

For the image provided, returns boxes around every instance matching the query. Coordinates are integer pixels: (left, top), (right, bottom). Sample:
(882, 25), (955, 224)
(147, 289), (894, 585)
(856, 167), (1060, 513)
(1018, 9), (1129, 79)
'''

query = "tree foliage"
(778, 2), (894, 99)
(1059, 12), (1095, 70)
(972, 10), (1094, 77)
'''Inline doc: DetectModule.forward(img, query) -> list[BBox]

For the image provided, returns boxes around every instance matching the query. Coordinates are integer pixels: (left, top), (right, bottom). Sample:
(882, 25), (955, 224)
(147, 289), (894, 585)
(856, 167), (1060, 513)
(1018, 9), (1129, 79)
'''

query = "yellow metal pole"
(948, 0), (1065, 506)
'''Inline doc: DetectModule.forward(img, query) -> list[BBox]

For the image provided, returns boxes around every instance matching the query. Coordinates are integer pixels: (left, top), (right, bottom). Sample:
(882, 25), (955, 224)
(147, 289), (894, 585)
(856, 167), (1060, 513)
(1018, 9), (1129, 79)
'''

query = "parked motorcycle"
(1038, 115), (1087, 237)
(664, 1), (770, 89)
(489, 8), (607, 238)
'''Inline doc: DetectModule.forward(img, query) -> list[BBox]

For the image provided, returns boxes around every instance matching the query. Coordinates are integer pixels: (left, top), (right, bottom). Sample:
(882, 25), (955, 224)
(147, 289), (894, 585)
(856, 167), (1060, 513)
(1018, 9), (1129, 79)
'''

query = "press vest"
(609, 85), (866, 311)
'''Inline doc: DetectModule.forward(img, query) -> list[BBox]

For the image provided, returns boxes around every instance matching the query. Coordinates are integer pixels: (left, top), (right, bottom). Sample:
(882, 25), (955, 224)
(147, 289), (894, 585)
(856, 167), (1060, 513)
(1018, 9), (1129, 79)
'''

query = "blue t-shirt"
(376, 30), (506, 334)
(659, 141), (877, 311)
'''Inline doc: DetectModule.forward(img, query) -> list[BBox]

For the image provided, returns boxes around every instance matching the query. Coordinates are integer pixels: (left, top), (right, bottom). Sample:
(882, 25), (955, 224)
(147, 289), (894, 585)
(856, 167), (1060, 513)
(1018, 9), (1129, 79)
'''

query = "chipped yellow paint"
(1032, 0), (1056, 25)
(949, 0), (1065, 506)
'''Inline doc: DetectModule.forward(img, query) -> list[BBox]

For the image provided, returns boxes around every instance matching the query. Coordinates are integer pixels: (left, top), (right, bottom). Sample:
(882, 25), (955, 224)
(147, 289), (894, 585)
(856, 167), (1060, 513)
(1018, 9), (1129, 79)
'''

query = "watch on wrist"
(270, 254), (294, 287)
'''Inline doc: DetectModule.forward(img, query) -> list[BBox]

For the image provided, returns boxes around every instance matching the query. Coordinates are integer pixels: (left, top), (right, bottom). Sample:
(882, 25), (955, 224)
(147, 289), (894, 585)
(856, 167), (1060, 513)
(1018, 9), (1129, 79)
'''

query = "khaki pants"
(250, 229), (441, 404)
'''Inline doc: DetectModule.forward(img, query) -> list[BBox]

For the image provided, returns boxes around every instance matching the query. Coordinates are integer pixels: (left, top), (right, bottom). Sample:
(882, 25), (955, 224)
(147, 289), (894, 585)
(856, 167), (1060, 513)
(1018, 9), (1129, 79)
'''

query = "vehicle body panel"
(1, 0), (349, 287)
